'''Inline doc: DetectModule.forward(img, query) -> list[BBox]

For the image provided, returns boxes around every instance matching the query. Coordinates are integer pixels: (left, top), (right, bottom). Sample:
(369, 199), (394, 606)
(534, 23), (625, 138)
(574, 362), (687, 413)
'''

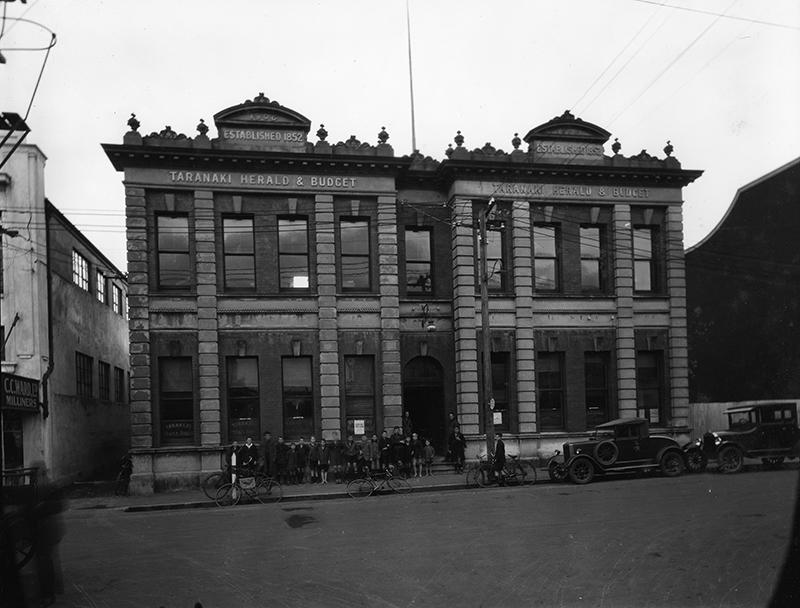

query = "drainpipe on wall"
(40, 205), (54, 419)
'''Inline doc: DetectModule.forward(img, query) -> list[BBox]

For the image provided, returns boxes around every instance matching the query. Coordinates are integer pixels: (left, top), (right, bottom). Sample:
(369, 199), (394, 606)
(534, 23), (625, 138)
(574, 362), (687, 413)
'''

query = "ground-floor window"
(585, 352), (611, 428)
(2, 412), (23, 469)
(227, 357), (260, 442)
(159, 357), (194, 445)
(636, 350), (664, 424)
(344, 355), (375, 438)
(282, 356), (314, 439)
(491, 352), (510, 432)
(537, 352), (564, 430)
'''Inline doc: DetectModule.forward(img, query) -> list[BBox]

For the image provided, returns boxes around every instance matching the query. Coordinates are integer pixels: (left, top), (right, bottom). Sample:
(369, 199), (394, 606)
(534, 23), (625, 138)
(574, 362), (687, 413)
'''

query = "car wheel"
(548, 460), (568, 482)
(684, 448), (707, 473)
(568, 458), (595, 485)
(660, 451), (684, 477)
(761, 457), (785, 469)
(718, 445), (744, 474)
(594, 440), (619, 466)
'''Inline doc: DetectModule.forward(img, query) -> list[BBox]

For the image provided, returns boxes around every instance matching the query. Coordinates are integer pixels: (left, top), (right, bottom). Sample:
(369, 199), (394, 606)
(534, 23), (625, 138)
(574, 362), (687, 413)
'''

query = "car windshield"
(727, 410), (756, 430)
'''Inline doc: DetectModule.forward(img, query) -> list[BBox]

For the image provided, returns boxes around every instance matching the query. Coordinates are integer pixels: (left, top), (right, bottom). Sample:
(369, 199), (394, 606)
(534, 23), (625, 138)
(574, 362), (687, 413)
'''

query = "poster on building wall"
(353, 419), (365, 436)
(493, 411), (503, 425)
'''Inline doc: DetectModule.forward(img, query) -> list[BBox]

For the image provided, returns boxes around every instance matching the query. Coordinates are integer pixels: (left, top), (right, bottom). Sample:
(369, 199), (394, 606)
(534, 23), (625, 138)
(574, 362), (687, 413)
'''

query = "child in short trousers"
(423, 439), (435, 476)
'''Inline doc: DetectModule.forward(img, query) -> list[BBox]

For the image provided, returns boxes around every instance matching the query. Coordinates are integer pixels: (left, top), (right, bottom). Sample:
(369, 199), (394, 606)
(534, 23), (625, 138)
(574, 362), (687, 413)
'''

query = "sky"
(2, 0), (799, 271)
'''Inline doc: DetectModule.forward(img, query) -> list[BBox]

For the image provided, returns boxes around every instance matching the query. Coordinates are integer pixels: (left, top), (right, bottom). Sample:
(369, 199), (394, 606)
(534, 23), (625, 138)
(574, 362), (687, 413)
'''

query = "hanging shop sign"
(1, 373), (40, 413)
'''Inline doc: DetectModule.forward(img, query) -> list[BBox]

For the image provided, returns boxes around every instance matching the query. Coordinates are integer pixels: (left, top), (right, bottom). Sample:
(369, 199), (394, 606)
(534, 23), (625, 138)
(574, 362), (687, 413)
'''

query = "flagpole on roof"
(406, 0), (417, 154)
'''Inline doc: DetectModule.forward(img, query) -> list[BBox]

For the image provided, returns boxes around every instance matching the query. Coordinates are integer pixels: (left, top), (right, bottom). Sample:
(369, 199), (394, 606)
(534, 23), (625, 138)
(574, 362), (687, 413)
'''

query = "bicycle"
(465, 454), (537, 487)
(214, 471), (282, 506)
(346, 466), (413, 498)
(200, 468), (231, 500)
(114, 453), (133, 496)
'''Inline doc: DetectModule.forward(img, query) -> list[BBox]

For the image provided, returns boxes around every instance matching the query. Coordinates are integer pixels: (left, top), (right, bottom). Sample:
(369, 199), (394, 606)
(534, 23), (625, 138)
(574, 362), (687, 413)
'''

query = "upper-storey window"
(340, 218), (370, 291)
(96, 269), (106, 303)
(580, 226), (603, 292)
(534, 224), (559, 292)
(156, 214), (191, 289)
(222, 217), (255, 290)
(278, 217), (310, 289)
(405, 227), (432, 294)
(633, 226), (656, 292)
(486, 223), (507, 292)
(72, 250), (89, 291)
(112, 284), (123, 315)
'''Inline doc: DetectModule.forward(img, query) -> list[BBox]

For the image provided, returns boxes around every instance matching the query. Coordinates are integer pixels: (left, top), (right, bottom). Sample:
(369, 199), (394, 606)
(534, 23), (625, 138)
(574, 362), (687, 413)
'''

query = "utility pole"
(479, 198), (496, 457)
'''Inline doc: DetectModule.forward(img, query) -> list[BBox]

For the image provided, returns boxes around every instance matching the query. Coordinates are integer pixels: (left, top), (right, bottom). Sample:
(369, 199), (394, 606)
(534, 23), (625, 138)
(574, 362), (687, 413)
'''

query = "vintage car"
(549, 418), (686, 485)
(690, 402), (800, 473)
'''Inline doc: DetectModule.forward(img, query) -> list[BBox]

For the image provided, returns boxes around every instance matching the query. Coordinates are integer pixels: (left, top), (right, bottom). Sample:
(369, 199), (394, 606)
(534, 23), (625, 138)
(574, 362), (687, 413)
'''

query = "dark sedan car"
(690, 402), (800, 473)
(551, 418), (685, 485)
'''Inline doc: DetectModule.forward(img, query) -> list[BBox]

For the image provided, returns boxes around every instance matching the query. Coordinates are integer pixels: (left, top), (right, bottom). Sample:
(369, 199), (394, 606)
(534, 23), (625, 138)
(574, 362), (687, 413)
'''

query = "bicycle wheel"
(504, 461), (524, 486)
(201, 471), (226, 500)
(255, 478), (283, 504)
(214, 482), (240, 507)
(465, 465), (481, 488)
(347, 478), (375, 498)
(475, 465), (492, 488)
(387, 476), (412, 494)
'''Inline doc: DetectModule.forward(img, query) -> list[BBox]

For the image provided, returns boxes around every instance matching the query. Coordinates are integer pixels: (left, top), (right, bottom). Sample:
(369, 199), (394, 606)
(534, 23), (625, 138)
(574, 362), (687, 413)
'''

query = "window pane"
(406, 262), (432, 293)
(538, 352), (564, 430)
(342, 256), (370, 289)
(580, 227), (600, 258)
(280, 255), (310, 289)
(581, 260), (600, 290)
(159, 357), (194, 444)
(345, 356), (374, 438)
(279, 218), (308, 253)
(282, 357), (313, 439)
(340, 220), (368, 254)
(633, 229), (652, 259)
(159, 253), (191, 286)
(405, 230), (431, 260)
(534, 226), (556, 257)
(634, 260), (652, 291)
(157, 216), (189, 251)
(228, 357), (259, 441)
(223, 218), (254, 254)
(225, 256), (255, 289)
(535, 259), (557, 290)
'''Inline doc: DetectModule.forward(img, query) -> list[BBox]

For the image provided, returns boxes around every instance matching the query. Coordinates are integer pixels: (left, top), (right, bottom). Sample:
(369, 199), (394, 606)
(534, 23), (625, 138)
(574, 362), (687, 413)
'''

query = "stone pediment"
(523, 110), (611, 165)
(212, 93), (312, 152)
(523, 110), (611, 144)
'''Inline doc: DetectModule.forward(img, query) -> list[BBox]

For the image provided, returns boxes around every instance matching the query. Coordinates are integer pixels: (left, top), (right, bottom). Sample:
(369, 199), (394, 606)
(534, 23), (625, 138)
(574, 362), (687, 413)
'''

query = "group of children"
(245, 428), (440, 485)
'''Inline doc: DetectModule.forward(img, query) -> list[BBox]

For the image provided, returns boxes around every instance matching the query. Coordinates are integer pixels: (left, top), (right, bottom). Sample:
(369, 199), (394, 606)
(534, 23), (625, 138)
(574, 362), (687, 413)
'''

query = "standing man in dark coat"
(494, 433), (506, 485)
(261, 431), (277, 478)
(240, 437), (259, 472)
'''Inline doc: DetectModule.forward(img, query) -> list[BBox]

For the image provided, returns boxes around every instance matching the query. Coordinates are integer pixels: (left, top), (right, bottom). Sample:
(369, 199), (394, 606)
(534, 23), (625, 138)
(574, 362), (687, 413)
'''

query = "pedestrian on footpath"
(411, 432), (425, 478)
(402, 410), (414, 438)
(261, 431), (276, 479)
(318, 438), (331, 484)
(308, 437), (320, 483)
(379, 430), (391, 470)
(369, 434), (380, 472)
(286, 443), (298, 484)
(240, 437), (259, 473)
(451, 426), (466, 473)
(344, 435), (358, 480)
(446, 412), (458, 462)
(296, 437), (309, 483)
(494, 433), (506, 485)
(330, 439), (344, 483)
(401, 436), (413, 478)
(275, 437), (289, 485)
(358, 435), (371, 476)
(423, 439), (435, 476)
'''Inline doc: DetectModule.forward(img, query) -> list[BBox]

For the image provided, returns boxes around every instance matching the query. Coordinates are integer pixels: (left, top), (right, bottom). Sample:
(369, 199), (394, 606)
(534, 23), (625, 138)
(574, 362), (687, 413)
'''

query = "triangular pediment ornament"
(214, 93), (312, 130)
(523, 110), (611, 144)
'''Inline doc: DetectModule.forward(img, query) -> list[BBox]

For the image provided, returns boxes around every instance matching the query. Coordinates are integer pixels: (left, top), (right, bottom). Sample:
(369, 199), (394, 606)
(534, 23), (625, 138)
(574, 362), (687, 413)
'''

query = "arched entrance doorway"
(403, 356), (446, 451)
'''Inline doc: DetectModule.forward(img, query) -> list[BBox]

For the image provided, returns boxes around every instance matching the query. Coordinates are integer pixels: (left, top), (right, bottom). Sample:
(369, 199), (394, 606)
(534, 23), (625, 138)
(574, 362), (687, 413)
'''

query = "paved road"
(42, 468), (800, 607)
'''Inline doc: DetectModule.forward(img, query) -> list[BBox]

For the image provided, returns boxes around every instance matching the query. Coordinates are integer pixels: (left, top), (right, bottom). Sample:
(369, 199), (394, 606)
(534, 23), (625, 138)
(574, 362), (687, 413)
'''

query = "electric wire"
(631, 0), (800, 30)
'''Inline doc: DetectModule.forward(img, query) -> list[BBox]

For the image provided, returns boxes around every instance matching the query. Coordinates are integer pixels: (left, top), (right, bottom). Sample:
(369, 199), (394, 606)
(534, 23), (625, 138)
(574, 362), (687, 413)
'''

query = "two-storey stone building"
(103, 94), (701, 493)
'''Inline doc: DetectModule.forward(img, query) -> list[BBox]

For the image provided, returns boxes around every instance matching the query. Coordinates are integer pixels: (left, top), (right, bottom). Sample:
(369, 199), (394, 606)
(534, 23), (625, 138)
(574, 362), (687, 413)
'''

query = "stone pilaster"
(194, 190), (220, 447)
(378, 195), (402, 430)
(666, 205), (689, 426)
(125, 185), (154, 494)
(613, 204), (637, 418)
(315, 195), (341, 440)
(512, 201), (537, 433)
(451, 199), (480, 434)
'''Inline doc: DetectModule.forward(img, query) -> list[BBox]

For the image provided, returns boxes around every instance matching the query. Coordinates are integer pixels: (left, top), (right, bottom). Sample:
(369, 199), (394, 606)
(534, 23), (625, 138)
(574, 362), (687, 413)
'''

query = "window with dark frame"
(222, 216), (256, 290)
(537, 352), (564, 430)
(585, 352), (610, 428)
(76, 352), (93, 398)
(278, 217), (310, 289)
(491, 352), (510, 432)
(405, 227), (432, 294)
(227, 357), (260, 442)
(112, 284), (122, 315)
(486, 224), (507, 292)
(99, 361), (110, 401)
(344, 355), (375, 438)
(282, 356), (314, 439)
(96, 269), (106, 303)
(534, 224), (559, 291)
(156, 214), (191, 289)
(636, 350), (664, 425)
(340, 218), (370, 291)
(159, 357), (194, 445)
(633, 226), (656, 292)
(72, 250), (89, 291)
(580, 226), (603, 292)
(114, 366), (125, 403)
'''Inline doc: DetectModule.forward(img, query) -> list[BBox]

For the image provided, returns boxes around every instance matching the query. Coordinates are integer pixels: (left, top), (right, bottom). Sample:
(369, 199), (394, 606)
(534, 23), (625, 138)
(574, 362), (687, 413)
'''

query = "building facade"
(687, 157), (800, 403)
(1, 129), (130, 483)
(103, 94), (701, 494)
